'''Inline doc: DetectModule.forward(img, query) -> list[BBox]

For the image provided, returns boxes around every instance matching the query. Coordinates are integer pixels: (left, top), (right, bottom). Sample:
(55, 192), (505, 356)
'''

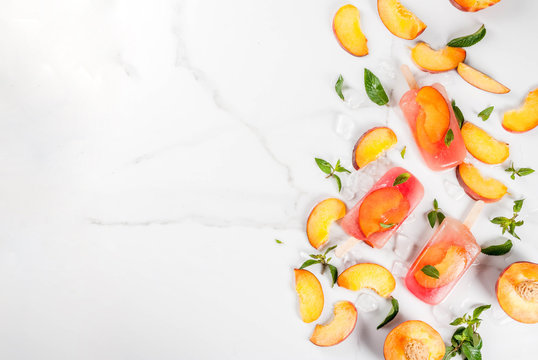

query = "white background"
(0, 0), (537, 359)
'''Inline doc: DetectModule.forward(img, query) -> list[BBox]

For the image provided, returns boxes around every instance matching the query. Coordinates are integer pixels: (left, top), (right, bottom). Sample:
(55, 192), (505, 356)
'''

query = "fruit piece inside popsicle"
(384, 320), (446, 360)
(307, 198), (346, 249)
(337, 263), (396, 297)
(310, 301), (358, 347)
(414, 245), (468, 288)
(415, 86), (450, 153)
(358, 187), (410, 237)
(294, 269), (324, 323)
(333, 4), (368, 57)
(502, 89), (538, 133)
(496, 261), (538, 324)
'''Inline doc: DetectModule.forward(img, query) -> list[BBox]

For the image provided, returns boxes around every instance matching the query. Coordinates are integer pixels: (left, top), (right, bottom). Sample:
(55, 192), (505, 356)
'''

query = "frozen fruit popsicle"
(399, 65), (466, 171)
(405, 201), (484, 305)
(336, 167), (424, 256)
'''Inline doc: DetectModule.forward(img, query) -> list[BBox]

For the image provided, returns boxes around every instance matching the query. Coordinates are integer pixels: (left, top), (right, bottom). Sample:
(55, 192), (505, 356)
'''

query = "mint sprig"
(364, 68), (389, 106)
(427, 198), (446, 228)
(315, 158), (351, 192)
(505, 162), (534, 180)
(335, 75), (345, 101)
(443, 304), (490, 360)
(490, 199), (524, 240)
(299, 245), (338, 286)
(447, 25), (486, 48)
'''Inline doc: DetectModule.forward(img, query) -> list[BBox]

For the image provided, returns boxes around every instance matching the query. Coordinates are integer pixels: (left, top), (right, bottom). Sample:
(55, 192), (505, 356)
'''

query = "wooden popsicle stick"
(400, 64), (418, 90)
(335, 237), (361, 258)
(463, 200), (485, 229)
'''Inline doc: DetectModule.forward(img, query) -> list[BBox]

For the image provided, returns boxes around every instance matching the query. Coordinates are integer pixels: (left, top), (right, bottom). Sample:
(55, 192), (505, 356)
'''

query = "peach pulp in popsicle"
(400, 84), (466, 171)
(405, 217), (481, 305)
(341, 167), (424, 249)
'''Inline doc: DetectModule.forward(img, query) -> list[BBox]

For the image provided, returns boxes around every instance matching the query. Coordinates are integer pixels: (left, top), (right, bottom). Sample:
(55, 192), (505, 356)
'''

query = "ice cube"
(393, 232), (415, 260)
(391, 260), (408, 278)
(355, 292), (379, 312)
(443, 179), (464, 200)
(432, 305), (455, 325)
(334, 113), (355, 140)
(343, 88), (367, 109)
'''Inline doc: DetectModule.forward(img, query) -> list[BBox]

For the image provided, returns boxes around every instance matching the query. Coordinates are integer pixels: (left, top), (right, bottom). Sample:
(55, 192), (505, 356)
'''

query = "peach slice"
(358, 187), (410, 237)
(411, 43), (466, 73)
(456, 163), (507, 202)
(502, 89), (538, 133)
(352, 127), (398, 169)
(450, 0), (502, 12)
(307, 198), (346, 250)
(333, 5), (368, 57)
(377, 0), (427, 40)
(457, 63), (510, 94)
(294, 269), (324, 323)
(461, 122), (509, 164)
(384, 320), (445, 360)
(337, 263), (396, 297)
(496, 262), (538, 324)
(310, 301), (358, 347)
(414, 246), (468, 288)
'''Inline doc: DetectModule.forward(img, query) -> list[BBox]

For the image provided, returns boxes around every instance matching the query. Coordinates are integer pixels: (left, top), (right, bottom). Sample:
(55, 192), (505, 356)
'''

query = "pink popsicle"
(341, 167), (424, 249)
(400, 83), (466, 171)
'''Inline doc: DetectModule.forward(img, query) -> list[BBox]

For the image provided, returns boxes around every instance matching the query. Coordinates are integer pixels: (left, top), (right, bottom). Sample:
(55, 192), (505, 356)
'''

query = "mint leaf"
(445, 129), (454, 147)
(421, 265), (440, 279)
(275, 239), (283, 244)
(447, 24), (486, 48)
(315, 158), (333, 174)
(299, 259), (321, 269)
(379, 222), (397, 229)
(328, 264), (338, 287)
(513, 199), (524, 213)
(377, 297), (399, 329)
(461, 342), (482, 360)
(364, 68), (389, 106)
(452, 100), (464, 129)
(437, 212), (446, 224)
(477, 106), (494, 121)
(428, 211), (437, 228)
(481, 239), (512, 256)
(334, 174), (342, 192)
(335, 75), (345, 101)
(393, 172), (410, 186)
(472, 305), (491, 320)
(401, 146), (406, 159)
(517, 168), (535, 176)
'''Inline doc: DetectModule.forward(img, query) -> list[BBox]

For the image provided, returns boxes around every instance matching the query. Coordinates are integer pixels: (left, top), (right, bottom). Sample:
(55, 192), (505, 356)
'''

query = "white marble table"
(0, 0), (537, 359)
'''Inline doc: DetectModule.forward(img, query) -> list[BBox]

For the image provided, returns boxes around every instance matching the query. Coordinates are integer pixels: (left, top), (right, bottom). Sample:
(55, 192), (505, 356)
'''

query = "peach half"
(377, 0), (426, 40)
(456, 163), (507, 203)
(310, 301), (358, 347)
(461, 122), (509, 164)
(411, 43), (466, 73)
(414, 246), (468, 289)
(352, 127), (397, 170)
(457, 63), (510, 94)
(333, 5), (368, 57)
(307, 198), (346, 249)
(450, 0), (502, 12)
(496, 262), (538, 324)
(502, 89), (538, 133)
(294, 269), (324, 323)
(358, 187), (410, 238)
(384, 320), (445, 360)
(337, 263), (396, 297)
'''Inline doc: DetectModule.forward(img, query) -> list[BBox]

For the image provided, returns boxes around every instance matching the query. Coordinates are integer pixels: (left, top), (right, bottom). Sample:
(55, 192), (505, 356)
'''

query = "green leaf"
(472, 304), (491, 320)
(364, 68), (389, 106)
(442, 346), (456, 360)
(377, 297), (399, 329)
(445, 129), (454, 147)
(450, 317), (464, 326)
(393, 172), (411, 186)
(328, 264), (338, 287)
(299, 259), (320, 269)
(421, 265), (440, 279)
(477, 106), (494, 121)
(452, 100), (465, 129)
(275, 239), (283, 244)
(481, 239), (512, 256)
(335, 75), (345, 101)
(490, 216), (509, 225)
(324, 245), (337, 256)
(462, 342), (482, 360)
(428, 211), (437, 228)
(517, 168), (535, 177)
(401, 146), (406, 159)
(463, 325), (474, 340)
(334, 174), (342, 192)
(334, 162), (351, 173)
(315, 158), (333, 174)
(447, 24), (486, 48)
(513, 199), (524, 213)
(437, 212), (446, 224)
(433, 198), (439, 210)
(379, 222), (397, 229)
